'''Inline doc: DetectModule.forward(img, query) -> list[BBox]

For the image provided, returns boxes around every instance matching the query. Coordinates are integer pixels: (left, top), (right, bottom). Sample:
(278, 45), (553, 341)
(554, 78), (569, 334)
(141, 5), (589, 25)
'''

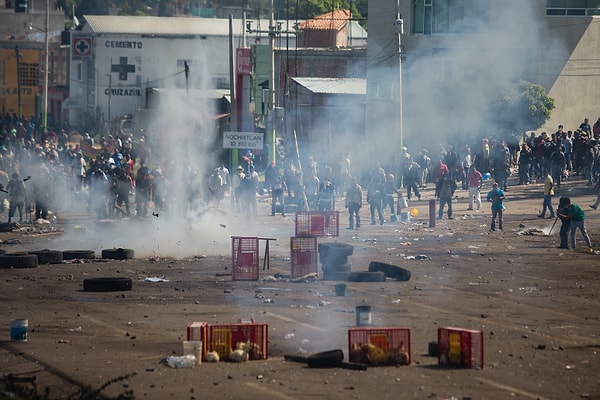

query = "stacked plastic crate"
(293, 211), (340, 278)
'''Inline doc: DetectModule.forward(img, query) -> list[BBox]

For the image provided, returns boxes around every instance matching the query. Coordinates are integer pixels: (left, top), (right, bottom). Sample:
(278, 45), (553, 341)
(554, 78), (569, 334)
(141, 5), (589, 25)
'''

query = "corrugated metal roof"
(292, 77), (365, 95)
(298, 9), (350, 31)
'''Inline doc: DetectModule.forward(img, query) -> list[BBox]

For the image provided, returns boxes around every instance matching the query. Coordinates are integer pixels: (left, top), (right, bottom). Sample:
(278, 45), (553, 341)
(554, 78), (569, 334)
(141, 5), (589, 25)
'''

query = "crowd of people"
(0, 111), (598, 253)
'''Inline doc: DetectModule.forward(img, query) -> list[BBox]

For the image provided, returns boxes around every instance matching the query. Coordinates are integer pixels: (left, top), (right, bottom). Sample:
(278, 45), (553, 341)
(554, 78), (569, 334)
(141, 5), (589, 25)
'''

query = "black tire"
(83, 277), (133, 292)
(0, 253), (38, 269)
(368, 261), (411, 282)
(101, 248), (134, 260)
(347, 271), (386, 282)
(307, 349), (344, 368)
(318, 242), (354, 256)
(63, 250), (96, 260)
(0, 222), (19, 232)
(319, 252), (349, 266)
(322, 270), (351, 281)
(28, 249), (63, 264)
(322, 262), (352, 273)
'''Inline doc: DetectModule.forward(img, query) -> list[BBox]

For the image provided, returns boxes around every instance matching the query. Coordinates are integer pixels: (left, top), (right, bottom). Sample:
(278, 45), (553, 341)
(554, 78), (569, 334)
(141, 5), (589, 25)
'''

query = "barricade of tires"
(318, 243), (354, 281)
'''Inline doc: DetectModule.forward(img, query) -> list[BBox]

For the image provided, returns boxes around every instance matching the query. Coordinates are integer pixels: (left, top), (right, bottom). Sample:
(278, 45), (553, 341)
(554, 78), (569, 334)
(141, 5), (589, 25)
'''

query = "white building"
(67, 15), (299, 129)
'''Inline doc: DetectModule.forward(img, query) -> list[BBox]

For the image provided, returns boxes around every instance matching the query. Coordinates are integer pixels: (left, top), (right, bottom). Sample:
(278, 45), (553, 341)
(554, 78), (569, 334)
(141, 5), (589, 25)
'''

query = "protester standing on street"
(436, 171), (455, 220)
(537, 170), (555, 219)
(6, 172), (26, 223)
(345, 176), (363, 229)
(270, 174), (286, 217)
(467, 165), (483, 211)
(486, 182), (505, 231)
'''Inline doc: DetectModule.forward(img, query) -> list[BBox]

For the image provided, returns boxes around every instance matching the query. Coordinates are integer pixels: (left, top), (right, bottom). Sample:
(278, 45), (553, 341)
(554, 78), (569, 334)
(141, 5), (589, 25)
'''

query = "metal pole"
(43, 0), (49, 128)
(15, 46), (22, 119)
(396, 0), (404, 149)
(267, 0), (276, 164)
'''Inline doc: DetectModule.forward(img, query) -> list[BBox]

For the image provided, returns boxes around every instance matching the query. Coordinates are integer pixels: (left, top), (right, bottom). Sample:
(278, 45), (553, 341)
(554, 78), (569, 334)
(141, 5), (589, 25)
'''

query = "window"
(19, 62), (38, 86)
(546, 0), (600, 16)
(412, 0), (491, 34)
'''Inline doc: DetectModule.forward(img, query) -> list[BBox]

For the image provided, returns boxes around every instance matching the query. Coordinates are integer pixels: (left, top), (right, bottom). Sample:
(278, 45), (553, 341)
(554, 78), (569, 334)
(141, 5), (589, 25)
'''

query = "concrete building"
(0, 1), (67, 126)
(366, 0), (600, 153)
(67, 15), (301, 130)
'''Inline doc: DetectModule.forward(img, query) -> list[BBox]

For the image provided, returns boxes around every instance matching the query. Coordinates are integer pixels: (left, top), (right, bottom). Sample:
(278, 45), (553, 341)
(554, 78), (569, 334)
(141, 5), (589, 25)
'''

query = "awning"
(62, 95), (83, 109)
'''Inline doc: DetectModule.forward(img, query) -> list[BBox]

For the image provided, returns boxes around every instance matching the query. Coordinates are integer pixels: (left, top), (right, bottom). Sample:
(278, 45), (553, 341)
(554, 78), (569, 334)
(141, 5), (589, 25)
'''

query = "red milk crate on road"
(348, 327), (411, 366)
(290, 236), (318, 278)
(231, 236), (259, 281)
(437, 327), (484, 369)
(295, 211), (339, 237)
(206, 321), (268, 361)
(186, 321), (208, 360)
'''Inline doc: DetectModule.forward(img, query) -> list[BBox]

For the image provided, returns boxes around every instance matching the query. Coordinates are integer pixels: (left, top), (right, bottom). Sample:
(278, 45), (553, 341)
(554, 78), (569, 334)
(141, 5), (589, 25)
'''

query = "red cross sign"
(72, 36), (92, 58)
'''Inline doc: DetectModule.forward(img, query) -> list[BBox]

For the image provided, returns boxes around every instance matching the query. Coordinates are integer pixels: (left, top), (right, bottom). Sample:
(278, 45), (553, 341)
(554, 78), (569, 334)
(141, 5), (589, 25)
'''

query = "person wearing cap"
(207, 168), (224, 207)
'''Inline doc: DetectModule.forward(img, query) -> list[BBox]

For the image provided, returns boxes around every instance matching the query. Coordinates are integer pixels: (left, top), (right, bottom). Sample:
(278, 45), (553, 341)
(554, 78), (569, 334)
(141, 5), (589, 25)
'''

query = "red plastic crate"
(348, 327), (411, 366)
(290, 237), (318, 278)
(438, 327), (484, 369)
(206, 321), (268, 361)
(295, 211), (339, 237)
(231, 236), (259, 281)
(186, 321), (208, 360)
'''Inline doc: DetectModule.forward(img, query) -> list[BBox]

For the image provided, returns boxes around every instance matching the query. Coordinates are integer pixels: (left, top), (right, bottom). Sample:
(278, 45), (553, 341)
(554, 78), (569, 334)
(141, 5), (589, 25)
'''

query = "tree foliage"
(493, 80), (555, 133)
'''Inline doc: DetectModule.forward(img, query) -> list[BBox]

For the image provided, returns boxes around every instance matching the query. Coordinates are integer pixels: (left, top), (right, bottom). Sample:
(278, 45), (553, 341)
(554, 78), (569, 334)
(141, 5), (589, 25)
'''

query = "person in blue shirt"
(486, 182), (505, 231)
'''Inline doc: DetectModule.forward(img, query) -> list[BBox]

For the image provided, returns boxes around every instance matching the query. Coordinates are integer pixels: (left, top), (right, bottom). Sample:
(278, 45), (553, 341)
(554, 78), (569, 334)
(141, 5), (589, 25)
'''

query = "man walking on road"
(537, 170), (555, 219)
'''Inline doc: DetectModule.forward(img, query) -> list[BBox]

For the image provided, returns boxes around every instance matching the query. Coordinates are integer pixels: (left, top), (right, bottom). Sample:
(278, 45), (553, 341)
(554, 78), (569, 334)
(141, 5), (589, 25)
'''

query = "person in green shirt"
(557, 198), (592, 252)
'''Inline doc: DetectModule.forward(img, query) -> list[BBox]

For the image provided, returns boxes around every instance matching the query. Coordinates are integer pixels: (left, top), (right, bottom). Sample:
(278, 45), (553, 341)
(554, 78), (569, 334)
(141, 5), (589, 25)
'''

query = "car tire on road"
(368, 261), (411, 281)
(63, 250), (96, 260)
(83, 277), (133, 292)
(347, 271), (386, 282)
(28, 249), (63, 264)
(0, 252), (38, 269)
(101, 248), (134, 260)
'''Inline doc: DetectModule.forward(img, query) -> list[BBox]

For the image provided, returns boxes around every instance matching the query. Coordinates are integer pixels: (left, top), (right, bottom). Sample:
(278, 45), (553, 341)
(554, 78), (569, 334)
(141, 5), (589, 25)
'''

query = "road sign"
(72, 35), (92, 58)
(223, 131), (263, 149)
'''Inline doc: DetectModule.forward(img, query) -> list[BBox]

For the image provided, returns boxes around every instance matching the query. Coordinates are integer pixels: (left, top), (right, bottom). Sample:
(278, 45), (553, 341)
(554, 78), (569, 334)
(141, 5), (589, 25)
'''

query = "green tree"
(493, 80), (555, 133)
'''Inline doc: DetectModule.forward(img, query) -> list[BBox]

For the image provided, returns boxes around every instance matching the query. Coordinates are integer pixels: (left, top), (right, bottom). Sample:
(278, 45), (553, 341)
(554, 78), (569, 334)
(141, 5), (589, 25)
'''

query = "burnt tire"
(307, 349), (344, 368)
(347, 271), (386, 282)
(101, 248), (134, 260)
(83, 277), (133, 292)
(368, 261), (411, 281)
(0, 253), (38, 269)
(322, 262), (352, 273)
(63, 250), (96, 260)
(318, 243), (354, 257)
(28, 249), (63, 264)
(322, 270), (351, 281)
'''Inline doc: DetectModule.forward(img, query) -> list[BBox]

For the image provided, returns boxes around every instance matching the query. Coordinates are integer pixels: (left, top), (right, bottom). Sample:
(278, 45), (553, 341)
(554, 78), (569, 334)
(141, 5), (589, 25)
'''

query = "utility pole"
(267, 0), (276, 164)
(15, 46), (22, 119)
(43, 0), (49, 128)
(395, 1), (404, 150)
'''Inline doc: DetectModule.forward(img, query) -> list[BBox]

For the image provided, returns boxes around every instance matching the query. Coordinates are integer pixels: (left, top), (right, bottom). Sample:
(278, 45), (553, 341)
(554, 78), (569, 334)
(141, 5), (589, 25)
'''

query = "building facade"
(0, 1), (67, 126)
(67, 15), (300, 131)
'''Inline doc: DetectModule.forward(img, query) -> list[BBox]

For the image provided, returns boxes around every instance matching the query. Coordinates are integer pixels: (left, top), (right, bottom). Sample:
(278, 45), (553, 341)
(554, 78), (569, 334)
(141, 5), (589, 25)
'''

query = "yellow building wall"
(0, 47), (39, 119)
